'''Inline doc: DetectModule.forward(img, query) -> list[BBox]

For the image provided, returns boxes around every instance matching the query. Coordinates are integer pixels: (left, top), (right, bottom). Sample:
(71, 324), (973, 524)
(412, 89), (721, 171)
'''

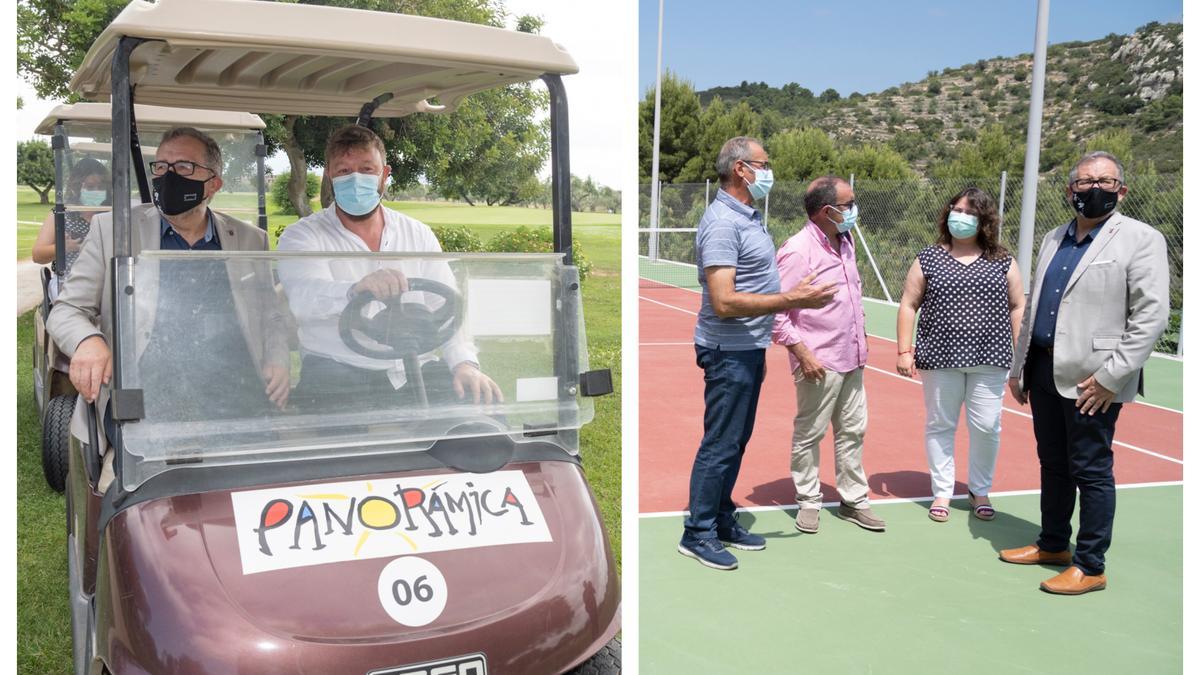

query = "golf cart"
(32, 103), (268, 493)
(64, 1), (619, 673)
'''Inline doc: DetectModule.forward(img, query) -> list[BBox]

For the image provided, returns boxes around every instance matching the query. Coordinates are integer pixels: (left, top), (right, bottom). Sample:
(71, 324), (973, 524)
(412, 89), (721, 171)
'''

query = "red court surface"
(639, 285), (1184, 514)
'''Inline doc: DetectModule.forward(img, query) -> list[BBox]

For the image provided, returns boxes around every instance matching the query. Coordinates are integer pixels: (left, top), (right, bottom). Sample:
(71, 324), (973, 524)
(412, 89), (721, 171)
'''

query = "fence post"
(998, 170), (1008, 240)
(649, 181), (662, 260)
(764, 191), (769, 226)
(705, 178), (710, 205)
(849, 174), (894, 303)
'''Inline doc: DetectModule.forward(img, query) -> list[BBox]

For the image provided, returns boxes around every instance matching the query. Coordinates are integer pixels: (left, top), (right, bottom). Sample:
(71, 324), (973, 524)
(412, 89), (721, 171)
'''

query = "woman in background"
(32, 157), (111, 298)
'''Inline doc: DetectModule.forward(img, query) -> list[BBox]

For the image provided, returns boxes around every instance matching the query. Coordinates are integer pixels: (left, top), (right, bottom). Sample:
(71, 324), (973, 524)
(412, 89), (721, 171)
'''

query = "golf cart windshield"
(116, 251), (592, 489)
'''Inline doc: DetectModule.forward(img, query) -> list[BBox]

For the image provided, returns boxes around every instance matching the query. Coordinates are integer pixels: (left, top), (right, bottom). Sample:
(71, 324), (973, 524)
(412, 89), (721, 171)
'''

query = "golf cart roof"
(69, 0), (579, 117)
(35, 102), (265, 135)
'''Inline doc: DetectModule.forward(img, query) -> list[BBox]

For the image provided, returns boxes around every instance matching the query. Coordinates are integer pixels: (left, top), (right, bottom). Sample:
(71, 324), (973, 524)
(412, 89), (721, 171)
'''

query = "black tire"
(42, 393), (75, 493)
(565, 638), (621, 675)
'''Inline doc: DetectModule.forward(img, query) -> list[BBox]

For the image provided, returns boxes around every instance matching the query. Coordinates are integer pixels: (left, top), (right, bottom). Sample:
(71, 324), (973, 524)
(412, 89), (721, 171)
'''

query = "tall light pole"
(648, 0), (664, 259)
(1016, 0), (1050, 291)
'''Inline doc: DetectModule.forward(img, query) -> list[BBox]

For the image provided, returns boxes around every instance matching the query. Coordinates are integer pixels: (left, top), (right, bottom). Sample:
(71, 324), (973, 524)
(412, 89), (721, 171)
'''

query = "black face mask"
(152, 171), (209, 216)
(1070, 186), (1119, 219)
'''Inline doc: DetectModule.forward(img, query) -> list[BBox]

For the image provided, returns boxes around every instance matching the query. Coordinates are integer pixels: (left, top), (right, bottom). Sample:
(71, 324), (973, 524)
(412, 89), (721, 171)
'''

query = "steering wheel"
(337, 277), (462, 360)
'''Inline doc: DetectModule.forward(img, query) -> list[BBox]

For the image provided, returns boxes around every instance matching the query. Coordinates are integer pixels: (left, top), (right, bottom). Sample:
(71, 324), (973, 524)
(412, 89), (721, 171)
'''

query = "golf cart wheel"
(42, 393), (76, 493)
(566, 638), (621, 675)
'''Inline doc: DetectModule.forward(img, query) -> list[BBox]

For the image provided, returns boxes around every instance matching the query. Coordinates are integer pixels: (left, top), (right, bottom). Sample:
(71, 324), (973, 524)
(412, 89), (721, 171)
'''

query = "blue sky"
(638, 0), (1183, 96)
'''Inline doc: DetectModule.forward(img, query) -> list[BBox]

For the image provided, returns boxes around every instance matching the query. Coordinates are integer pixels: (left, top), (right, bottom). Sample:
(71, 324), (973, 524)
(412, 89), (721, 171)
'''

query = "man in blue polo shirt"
(678, 136), (837, 570)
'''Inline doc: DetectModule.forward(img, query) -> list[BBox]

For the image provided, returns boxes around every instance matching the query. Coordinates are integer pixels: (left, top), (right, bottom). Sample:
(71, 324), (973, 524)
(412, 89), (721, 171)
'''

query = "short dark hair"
(159, 127), (223, 176)
(804, 175), (845, 218)
(325, 124), (387, 166)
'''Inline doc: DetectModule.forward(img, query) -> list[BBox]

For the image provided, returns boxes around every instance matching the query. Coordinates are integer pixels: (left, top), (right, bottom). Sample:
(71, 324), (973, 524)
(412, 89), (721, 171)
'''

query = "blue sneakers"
(677, 537), (738, 570)
(717, 522), (767, 551)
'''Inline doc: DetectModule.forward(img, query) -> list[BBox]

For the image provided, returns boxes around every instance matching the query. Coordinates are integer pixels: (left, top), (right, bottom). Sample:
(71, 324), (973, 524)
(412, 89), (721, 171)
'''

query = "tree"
(818, 88), (841, 103)
(17, 0), (128, 100)
(933, 124), (1022, 179)
(677, 97), (762, 182)
(834, 142), (914, 180)
(638, 71), (702, 184)
(768, 127), (835, 181)
(18, 140), (55, 204)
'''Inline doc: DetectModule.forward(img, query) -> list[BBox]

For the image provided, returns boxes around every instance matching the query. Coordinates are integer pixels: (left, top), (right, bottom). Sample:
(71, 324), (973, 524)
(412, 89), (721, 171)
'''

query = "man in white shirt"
(277, 124), (501, 409)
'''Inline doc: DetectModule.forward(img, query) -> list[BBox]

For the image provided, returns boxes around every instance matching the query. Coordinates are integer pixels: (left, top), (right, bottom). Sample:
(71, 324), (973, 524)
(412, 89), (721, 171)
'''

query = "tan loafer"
(1040, 566), (1107, 595)
(998, 544), (1072, 566)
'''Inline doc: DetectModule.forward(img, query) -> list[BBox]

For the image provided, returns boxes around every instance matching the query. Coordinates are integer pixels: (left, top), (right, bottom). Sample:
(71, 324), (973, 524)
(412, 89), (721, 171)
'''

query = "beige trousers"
(790, 367), (869, 509)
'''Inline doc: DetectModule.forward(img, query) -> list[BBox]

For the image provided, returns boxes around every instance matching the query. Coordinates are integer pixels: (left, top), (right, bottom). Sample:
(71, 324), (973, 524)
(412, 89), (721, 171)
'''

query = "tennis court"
(638, 252), (1183, 673)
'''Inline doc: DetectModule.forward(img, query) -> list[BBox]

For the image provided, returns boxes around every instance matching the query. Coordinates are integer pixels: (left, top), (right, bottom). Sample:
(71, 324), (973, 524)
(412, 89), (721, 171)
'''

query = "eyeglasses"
(148, 160), (215, 178)
(831, 200), (856, 210)
(741, 159), (772, 171)
(1070, 177), (1121, 191)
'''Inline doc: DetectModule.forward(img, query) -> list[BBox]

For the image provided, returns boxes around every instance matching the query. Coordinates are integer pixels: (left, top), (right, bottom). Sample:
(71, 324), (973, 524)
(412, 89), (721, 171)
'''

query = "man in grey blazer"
(47, 127), (290, 490)
(1000, 151), (1169, 595)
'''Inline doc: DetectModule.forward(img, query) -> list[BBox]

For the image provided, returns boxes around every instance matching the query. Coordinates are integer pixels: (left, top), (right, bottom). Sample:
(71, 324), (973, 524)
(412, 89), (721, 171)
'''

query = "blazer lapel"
(1064, 213), (1122, 296)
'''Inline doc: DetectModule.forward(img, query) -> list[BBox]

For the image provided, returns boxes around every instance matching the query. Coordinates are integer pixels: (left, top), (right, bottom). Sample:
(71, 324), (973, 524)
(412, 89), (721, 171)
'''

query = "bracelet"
(898, 349), (913, 355)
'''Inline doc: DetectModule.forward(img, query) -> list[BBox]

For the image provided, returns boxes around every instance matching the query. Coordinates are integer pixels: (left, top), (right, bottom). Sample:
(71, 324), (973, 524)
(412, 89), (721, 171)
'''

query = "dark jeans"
(291, 355), (455, 412)
(682, 345), (766, 542)
(1027, 347), (1122, 576)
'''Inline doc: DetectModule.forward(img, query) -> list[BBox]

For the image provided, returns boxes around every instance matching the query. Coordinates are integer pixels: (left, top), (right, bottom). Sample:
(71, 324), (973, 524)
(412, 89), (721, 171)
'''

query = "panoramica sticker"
(231, 471), (552, 574)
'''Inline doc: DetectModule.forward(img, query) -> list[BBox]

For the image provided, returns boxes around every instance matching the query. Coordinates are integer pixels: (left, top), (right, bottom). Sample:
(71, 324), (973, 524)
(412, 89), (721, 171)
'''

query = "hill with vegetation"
(640, 21), (1181, 183)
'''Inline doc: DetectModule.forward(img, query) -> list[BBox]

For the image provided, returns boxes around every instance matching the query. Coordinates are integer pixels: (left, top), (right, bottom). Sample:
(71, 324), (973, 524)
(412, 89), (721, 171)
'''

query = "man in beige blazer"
(1000, 151), (1169, 595)
(47, 127), (290, 489)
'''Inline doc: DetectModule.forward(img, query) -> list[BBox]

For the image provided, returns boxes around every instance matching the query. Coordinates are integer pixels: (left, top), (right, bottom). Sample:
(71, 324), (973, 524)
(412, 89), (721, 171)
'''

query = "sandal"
(928, 502), (950, 522)
(968, 492), (996, 521)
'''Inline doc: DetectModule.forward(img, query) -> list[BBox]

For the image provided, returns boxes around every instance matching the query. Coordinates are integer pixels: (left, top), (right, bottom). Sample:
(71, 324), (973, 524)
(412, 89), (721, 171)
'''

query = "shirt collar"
(1065, 213), (1114, 243)
(715, 188), (760, 221)
(805, 219), (850, 252)
(161, 208), (216, 243)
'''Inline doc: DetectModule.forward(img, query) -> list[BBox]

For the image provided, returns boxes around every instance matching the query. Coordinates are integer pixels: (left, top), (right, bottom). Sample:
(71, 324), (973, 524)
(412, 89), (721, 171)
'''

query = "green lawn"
(16, 211), (620, 673)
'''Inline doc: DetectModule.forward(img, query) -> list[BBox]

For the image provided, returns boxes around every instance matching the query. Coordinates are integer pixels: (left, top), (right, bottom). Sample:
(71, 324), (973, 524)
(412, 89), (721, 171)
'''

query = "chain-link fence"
(640, 174), (1183, 354)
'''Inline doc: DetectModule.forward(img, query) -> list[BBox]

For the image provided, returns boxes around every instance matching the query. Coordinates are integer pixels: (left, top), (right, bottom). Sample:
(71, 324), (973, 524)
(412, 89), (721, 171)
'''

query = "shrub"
(431, 225), (484, 252)
(270, 171), (319, 215)
(484, 226), (592, 281)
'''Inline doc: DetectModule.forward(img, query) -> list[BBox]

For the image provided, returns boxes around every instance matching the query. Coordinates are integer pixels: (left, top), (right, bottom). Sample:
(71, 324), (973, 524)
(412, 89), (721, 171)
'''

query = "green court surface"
(640, 485), (1181, 674)
(639, 257), (1184, 411)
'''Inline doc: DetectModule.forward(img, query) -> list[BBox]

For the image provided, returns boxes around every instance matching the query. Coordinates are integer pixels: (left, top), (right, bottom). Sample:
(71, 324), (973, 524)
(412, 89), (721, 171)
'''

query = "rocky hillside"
(698, 22), (1181, 176)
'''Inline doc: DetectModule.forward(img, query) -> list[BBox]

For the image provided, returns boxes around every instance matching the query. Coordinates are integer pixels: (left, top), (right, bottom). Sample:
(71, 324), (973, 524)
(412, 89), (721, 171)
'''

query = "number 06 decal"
(377, 557), (448, 626)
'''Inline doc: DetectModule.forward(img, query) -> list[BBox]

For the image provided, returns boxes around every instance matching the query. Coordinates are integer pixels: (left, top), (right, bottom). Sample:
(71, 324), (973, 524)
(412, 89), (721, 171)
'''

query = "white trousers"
(919, 365), (1007, 499)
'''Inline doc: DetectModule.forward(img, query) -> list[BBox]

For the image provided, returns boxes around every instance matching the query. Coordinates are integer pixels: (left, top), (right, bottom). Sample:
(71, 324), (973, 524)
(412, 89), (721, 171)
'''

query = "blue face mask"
(744, 166), (774, 200)
(831, 203), (858, 233)
(947, 211), (979, 239)
(332, 172), (383, 216)
(79, 189), (107, 207)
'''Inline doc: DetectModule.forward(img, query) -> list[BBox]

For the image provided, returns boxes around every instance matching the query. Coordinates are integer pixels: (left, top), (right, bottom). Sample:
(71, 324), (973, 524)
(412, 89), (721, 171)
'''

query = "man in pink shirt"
(773, 176), (884, 534)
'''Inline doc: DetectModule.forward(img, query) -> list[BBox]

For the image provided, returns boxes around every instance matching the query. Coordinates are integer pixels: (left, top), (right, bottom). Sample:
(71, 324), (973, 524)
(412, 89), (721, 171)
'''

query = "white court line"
(18, 220), (42, 226)
(638, 480), (1184, 518)
(639, 295), (697, 316)
(638, 293), (1183, 415)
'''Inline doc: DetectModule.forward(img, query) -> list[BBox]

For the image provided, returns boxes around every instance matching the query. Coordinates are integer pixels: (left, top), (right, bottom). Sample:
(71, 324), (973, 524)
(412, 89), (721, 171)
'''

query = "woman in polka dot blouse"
(895, 187), (1025, 523)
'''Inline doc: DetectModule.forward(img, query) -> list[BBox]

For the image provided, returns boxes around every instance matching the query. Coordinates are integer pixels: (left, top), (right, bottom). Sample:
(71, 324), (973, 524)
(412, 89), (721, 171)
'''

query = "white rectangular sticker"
(467, 279), (552, 336)
(516, 376), (559, 402)
(231, 471), (552, 574)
